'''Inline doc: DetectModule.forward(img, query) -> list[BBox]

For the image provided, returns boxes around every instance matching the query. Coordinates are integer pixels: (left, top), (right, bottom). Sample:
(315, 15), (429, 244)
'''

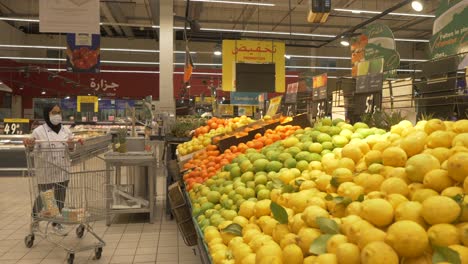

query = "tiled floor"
(0, 174), (203, 264)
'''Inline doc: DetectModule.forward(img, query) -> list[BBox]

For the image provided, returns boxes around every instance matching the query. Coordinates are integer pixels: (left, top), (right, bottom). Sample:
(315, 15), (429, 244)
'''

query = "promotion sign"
(351, 24), (400, 77)
(238, 106), (253, 117)
(3, 118), (29, 135)
(66, 33), (100, 73)
(218, 105), (234, 116)
(39, 0), (100, 34)
(222, 40), (285, 92)
(285, 82), (299, 103)
(312, 73), (328, 100)
(430, 0), (468, 69)
(266, 96), (283, 117)
(230, 92), (260, 105)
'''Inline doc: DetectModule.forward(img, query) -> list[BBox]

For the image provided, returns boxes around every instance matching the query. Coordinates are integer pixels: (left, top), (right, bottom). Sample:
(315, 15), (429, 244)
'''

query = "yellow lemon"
(427, 130), (453, 148)
(361, 241), (399, 264)
(395, 201), (427, 228)
(380, 177), (409, 197)
(336, 243), (360, 264)
(358, 227), (387, 250)
(425, 119), (446, 134)
(326, 234), (348, 254)
(385, 220), (429, 258)
(382, 147), (407, 167)
(282, 244), (303, 264)
(405, 153), (440, 183)
(360, 198), (394, 227)
(427, 223), (460, 247)
(400, 131), (428, 157)
(447, 152), (468, 182)
(302, 205), (330, 228)
(422, 195), (461, 225)
(423, 169), (453, 192)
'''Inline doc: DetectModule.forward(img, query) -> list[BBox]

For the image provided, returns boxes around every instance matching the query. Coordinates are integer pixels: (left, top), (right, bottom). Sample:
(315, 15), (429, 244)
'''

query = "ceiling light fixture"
(213, 44), (222, 56)
(65, 96), (70, 99)
(340, 36), (350, 47)
(41, 90), (46, 95)
(411, 0), (424, 12)
(334, 8), (434, 18)
(189, 0), (275, 6)
(285, 55), (291, 59)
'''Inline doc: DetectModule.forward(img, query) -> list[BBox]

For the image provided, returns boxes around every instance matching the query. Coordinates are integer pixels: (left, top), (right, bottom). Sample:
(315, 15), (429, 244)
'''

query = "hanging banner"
(266, 96), (283, 117)
(66, 33), (100, 73)
(312, 73), (328, 100)
(39, 0), (100, 34)
(351, 24), (400, 77)
(222, 40), (285, 92)
(430, 0), (468, 69)
(231, 92), (260, 105)
(285, 82), (299, 103)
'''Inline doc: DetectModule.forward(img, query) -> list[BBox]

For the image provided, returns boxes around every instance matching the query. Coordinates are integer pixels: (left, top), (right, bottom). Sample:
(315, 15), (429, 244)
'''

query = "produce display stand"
(104, 151), (156, 226)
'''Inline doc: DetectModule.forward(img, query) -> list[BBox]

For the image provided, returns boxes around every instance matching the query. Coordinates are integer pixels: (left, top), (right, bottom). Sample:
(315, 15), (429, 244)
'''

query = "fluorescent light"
(101, 60), (159, 65)
(334, 8), (435, 18)
(200, 27), (335, 38)
(286, 66), (352, 70)
(0, 17), (39, 22)
(0, 44), (195, 54)
(285, 55), (291, 59)
(395, 38), (430, 43)
(401, 58), (427, 62)
(287, 55), (349, 60)
(412, 0), (424, 12)
(340, 40), (350, 47)
(397, 69), (423, 72)
(101, 70), (160, 74)
(214, 51), (222, 56)
(189, 0), (275, 6)
(0, 56), (65, 61)
(65, 96), (70, 99)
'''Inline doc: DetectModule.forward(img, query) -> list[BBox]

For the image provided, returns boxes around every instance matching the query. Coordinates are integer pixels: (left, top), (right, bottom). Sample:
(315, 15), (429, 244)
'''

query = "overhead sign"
(39, 0), (100, 34)
(231, 92), (260, 105)
(430, 0), (468, 69)
(222, 40), (285, 92)
(66, 33), (100, 73)
(77, 96), (98, 112)
(312, 73), (328, 100)
(307, 0), (331, 23)
(3, 118), (29, 135)
(351, 24), (400, 77)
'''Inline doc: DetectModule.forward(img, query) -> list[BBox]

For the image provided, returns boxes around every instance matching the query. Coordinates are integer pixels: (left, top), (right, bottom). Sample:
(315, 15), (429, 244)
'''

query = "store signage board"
(61, 98), (77, 110)
(77, 96), (98, 112)
(3, 118), (29, 135)
(312, 73), (328, 100)
(39, 0), (100, 34)
(222, 40), (285, 92)
(231, 92), (260, 105)
(238, 106), (253, 117)
(98, 99), (114, 110)
(311, 101), (328, 119)
(430, 0), (468, 69)
(285, 82), (299, 103)
(266, 96), (283, 117)
(66, 33), (100, 73)
(218, 105), (234, 116)
(258, 93), (266, 110)
(116, 100), (135, 109)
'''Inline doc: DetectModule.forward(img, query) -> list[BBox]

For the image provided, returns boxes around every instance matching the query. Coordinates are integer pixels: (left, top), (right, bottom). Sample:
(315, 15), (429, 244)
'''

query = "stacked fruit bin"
(177, 116), (468, 264)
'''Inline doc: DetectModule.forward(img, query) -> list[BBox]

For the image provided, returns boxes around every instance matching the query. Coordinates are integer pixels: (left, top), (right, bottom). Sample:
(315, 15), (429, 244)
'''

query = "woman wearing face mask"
(24, 104), (74, 235)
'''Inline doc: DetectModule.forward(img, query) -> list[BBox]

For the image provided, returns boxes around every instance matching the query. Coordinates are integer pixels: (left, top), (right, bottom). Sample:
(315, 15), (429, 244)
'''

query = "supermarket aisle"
(0, 177), (202, 264)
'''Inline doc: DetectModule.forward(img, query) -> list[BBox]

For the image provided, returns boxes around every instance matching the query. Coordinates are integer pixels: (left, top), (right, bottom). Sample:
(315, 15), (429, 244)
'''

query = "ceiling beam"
(107, 2), (135, 37)
(101, 2), (125, 36)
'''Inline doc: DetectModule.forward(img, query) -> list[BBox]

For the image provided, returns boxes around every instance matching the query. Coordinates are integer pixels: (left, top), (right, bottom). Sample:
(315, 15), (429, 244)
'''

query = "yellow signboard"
(238, 106), (254, 117)
(266, 96), (283, 117)
(218, 105), (234, 116)
(77, 96), (98, 112)
(3, 118), (29, 123)
(222, 40), (285, 93)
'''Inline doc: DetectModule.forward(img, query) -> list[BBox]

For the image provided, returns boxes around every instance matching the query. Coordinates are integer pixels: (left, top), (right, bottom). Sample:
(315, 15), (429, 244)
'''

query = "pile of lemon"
(201, 119), (468, 264)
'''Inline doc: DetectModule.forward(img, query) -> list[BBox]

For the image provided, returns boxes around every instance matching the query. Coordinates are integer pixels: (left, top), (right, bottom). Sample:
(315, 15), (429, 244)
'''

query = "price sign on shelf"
(3, 118), (30, 135)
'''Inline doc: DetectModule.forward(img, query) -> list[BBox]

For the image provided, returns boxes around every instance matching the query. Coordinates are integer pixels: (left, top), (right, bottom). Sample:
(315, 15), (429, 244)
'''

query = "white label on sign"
(75, 33), (92, 46)
(92, 116), (98, 122)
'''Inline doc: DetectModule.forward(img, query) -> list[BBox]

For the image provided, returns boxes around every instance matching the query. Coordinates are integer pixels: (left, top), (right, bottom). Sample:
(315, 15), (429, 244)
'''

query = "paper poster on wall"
(222, 40), (285, 92)
(39, 0), (100, 34)
(430, 0), (468, 69)
(266, 96), (283, 117)
(66, 33), (100, 73)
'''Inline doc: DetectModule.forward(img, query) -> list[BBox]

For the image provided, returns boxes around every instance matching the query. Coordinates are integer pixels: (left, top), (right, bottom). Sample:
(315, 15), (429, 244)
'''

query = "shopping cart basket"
(24, 140), (110, 264)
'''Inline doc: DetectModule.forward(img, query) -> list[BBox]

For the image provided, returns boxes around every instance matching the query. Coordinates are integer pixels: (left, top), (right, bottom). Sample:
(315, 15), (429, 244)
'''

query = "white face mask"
(49, 114), (62, 125)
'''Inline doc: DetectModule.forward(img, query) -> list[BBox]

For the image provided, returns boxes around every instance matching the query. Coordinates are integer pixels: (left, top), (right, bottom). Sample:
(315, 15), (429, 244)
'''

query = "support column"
(159, 0), (175, 114)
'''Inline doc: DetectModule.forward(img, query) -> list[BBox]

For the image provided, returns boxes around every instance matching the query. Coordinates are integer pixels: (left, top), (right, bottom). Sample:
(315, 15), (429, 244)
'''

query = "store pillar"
(159, 0), (175, 114)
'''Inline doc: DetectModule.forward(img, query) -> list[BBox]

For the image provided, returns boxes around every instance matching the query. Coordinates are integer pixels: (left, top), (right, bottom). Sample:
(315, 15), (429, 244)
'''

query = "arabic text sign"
(66, 33), (100, 73)
(230, 92), (260, 105)
(222, 40), (285, 92)
(285, 82), (299, 103)
(312, 73), (328, 101)
(266, 96), (283, 117)
(90, 78), (119, 92)
(39, 0), (100, 34)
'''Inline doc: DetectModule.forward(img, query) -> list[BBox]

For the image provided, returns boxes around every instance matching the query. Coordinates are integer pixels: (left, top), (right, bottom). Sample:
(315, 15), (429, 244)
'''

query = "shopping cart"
(24, 140), (109, 264)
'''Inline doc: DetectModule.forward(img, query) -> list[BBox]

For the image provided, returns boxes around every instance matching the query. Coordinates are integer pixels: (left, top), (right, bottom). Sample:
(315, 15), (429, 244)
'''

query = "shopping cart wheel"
(76, 225), (85, 238)
(67, 253), (75, 264)
(95, 247), (103, 260)
(24, 234), (34, 248)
